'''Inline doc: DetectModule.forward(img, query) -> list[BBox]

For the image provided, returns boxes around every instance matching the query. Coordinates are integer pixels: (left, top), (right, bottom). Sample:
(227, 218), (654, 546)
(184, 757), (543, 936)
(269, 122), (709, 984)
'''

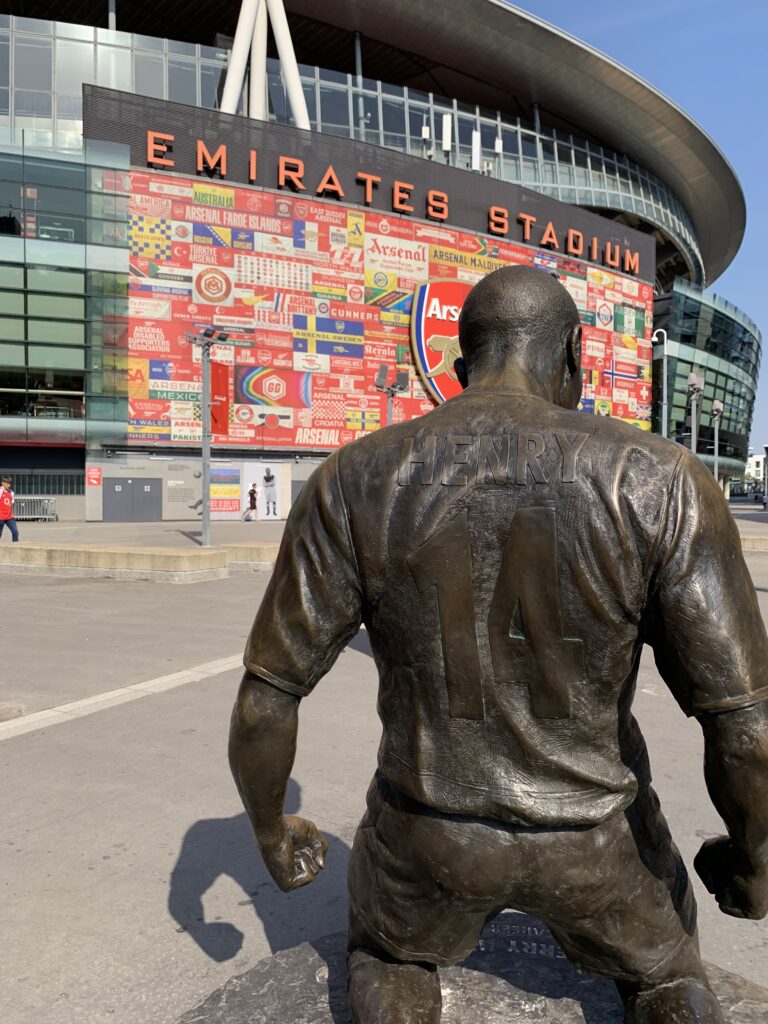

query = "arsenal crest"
(410, 280), (473, 403)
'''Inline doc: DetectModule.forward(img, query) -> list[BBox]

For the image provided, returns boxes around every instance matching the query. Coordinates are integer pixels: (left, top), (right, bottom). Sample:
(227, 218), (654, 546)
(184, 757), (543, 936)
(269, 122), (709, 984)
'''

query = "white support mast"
(220, 0), (309, 129)
(265, 0), (311, 130)
(249, 0), (269, 121)
(220, 0), (262, 115)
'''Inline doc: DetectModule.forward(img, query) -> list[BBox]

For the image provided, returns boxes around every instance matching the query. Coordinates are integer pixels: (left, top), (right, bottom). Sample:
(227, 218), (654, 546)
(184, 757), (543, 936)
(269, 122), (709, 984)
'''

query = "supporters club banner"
(125, 171), (653, 449)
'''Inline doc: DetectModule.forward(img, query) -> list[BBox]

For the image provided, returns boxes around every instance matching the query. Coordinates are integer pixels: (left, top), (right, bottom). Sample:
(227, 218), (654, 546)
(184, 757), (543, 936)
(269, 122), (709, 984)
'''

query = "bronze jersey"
(245, 385), (768, 827)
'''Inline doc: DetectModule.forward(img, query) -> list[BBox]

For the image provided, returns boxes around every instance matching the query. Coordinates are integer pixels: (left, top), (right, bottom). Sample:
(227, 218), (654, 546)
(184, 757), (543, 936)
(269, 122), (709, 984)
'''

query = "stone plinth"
(0, 543), (228, 582)
(177, 913), (768, 1023)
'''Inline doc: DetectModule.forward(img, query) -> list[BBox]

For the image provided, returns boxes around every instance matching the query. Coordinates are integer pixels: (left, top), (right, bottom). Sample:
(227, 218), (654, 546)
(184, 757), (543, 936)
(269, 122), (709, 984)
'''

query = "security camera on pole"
(712, 398), (724, 484)
(186, 326), (229, 547)
(375, 364), (410, 426)
(687, 372), (704, 457)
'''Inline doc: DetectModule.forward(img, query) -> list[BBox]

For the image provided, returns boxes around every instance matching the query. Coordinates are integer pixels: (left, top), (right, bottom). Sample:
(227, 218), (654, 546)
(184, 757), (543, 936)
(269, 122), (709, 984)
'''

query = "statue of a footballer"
(229, 266), (768, 1023)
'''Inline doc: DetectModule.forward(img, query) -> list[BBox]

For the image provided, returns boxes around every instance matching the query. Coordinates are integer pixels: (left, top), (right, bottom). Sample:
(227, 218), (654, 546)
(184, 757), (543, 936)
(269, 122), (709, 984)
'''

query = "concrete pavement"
(1, 553), (767, 1022)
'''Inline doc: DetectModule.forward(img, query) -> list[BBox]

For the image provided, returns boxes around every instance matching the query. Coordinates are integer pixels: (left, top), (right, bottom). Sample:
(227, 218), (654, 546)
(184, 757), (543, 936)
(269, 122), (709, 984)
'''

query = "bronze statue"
(229, 265), (768, 1023)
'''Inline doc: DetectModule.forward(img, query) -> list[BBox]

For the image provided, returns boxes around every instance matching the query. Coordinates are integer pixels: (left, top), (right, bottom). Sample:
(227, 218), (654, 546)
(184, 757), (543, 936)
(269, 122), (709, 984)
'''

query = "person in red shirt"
(0, 475), (19, 542)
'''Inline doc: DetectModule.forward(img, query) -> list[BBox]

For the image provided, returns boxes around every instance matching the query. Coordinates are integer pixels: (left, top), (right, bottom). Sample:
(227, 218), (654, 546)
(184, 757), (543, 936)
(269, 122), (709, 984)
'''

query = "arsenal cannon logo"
(410, 280), (473, 404)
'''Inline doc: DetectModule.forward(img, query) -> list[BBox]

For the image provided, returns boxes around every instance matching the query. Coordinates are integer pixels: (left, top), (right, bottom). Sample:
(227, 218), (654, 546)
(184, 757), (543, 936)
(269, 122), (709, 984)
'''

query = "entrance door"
(102, 477), (162, 522)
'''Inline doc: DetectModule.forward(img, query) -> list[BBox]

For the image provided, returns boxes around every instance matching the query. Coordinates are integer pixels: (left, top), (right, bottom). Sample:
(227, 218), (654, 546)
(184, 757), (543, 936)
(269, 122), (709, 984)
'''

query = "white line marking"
(0, 654), (243, 741)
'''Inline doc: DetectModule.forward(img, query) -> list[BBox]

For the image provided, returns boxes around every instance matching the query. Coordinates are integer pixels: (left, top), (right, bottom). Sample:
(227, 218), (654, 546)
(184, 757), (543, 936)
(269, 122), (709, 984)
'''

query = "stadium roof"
(12, 0), (744, 281)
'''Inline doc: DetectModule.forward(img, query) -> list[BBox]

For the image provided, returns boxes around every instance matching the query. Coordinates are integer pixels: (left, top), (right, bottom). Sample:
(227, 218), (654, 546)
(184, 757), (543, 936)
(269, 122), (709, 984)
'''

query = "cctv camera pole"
(712, 399), (724, 484)
(652, 328), (668, 438)
(200, 332), (213, 547)
(187, 327), (216, 547)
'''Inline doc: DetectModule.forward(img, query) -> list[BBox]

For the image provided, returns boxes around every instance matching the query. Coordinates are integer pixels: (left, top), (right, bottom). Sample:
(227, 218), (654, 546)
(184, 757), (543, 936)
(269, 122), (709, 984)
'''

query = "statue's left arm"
(229, 452), (362, 891)
(645, 451), (768, 919)
(694, 701), (768, 918)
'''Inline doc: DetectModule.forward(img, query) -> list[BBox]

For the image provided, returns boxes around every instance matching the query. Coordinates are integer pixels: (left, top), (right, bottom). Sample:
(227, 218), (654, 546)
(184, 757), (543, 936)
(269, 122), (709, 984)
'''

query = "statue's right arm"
(228, 670), (327, 892)
(694, 701), (768, 919)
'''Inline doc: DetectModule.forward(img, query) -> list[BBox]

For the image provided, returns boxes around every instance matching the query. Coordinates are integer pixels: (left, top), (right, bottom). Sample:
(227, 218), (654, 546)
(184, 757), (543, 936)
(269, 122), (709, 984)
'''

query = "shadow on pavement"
(168, 779), (351, 962)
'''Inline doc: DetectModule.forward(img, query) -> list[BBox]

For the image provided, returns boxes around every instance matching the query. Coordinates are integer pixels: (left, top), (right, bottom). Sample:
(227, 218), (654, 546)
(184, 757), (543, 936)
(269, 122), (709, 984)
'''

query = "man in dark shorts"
(229, 266), (768, 1023)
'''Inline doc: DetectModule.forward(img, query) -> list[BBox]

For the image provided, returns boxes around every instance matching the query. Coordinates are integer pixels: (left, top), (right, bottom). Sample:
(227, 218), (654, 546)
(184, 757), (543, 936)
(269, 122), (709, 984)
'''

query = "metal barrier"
(12, 496), (58, 521)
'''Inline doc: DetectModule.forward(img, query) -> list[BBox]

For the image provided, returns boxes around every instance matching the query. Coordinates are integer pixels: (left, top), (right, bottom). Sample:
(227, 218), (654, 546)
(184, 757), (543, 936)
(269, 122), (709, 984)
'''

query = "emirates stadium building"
(0, 1), (759, 519)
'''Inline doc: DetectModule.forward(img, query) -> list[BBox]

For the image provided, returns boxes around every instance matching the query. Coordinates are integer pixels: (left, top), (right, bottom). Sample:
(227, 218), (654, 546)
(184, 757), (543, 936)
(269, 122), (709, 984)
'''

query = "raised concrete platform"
(176, 914), (768, 1023)
(740, 536), (768, 552)
(0, 540), (282, 581)
(222, 542), (280, 572)
(0, 543), (228, 583)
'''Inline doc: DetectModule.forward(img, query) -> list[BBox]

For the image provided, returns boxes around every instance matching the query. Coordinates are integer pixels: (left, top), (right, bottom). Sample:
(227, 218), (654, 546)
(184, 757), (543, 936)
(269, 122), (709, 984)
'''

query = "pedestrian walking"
(0, 475), (19, 542)
(243, 482), (260, 522)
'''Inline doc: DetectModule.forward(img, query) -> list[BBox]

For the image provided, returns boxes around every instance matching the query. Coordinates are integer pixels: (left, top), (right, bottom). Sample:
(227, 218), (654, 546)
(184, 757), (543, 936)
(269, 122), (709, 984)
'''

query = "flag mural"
(125, 170), (653, 449)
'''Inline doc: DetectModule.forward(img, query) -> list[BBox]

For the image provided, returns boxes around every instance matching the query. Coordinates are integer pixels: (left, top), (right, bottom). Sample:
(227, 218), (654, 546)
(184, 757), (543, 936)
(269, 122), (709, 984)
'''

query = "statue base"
(177, 913), (768, 1023)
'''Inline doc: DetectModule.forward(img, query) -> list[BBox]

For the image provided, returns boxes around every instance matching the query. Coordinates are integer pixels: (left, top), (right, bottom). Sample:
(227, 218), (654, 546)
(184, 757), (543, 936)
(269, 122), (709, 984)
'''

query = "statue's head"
(457, 265), (582, 409)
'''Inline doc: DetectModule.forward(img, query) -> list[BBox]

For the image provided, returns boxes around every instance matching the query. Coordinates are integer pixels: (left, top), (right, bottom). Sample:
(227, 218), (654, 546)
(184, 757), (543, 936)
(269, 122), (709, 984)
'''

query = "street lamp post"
(375, 364), (410, 426)
(187, 326), (229, 547)
(652, 328), (668, 438)
(712, 399), (724, 484)
(687, 372), (704, 457)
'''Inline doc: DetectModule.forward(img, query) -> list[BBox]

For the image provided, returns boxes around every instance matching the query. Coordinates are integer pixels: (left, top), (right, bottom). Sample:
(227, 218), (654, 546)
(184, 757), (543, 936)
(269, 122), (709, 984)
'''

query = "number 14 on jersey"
(408, 507), (585, 721)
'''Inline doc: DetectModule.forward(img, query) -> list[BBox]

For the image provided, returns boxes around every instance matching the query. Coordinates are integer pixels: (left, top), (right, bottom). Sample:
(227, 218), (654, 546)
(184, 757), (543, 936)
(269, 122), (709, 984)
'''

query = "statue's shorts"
(348, 774), (702, 985)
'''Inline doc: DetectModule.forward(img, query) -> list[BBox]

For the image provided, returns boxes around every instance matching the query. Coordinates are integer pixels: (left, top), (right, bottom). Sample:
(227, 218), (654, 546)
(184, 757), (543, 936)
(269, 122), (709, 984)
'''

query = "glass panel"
(267, 70), (288, 122)
(24, 158), (84, 189)
(135, 34), (164, 52)
(358, 93), (380, 143)
(168, 39), (197, 57)
(0, 367), (25, 388)
(56, 22), (95, 42)
(0, 291), (23, 314)
(0, 342), (23, 366)
(96, 28), (131, 46)
(96, 46), (132, 90)
(382, 99), (406, 147)
(0, 264), (23, 287)
(28, 294), (85, 319)
(200, 63), (223, 109)
(0, 38), (8, 88)
(28, 348), (85, 371)
(319, 87), (350, 135)
(135, 54), (165, 100)
(0, 316), (24, 339)
(56, 39), (94, 92)
(35, 213), (86, 244)
(15, 36), (52, 90)
(520, 133), (537, 159)
(0, 154), (21, 182)
(27, 267), (84, 293)
(15, 91), (52, 116)
(26, 183), (86, 216)
(88, 219), (128, 246)
(301, 82), (316, 128)
(168, 59), (197, 105)
(14, 18), (52, 35)
(57, 94), (82, 118)
(27, 319), (84, 344)
(319, 67), (347, 85)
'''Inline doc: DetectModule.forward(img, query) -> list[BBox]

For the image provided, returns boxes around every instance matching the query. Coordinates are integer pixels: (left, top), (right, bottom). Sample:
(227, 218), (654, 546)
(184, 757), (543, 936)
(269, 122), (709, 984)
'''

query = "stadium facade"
(0, 2), (759, 518)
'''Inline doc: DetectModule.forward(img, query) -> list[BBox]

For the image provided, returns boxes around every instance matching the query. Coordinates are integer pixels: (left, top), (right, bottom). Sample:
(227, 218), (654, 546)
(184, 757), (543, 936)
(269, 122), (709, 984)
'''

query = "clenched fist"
(258, 815), (329, 892)
(694, 836), (768, 920)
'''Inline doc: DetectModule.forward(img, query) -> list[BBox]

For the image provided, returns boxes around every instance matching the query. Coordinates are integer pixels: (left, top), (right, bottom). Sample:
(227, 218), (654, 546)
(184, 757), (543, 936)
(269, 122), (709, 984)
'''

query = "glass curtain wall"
(653, 280), (761, 468)
(0, 138), (129, 447)
(0, 15), (702, 286)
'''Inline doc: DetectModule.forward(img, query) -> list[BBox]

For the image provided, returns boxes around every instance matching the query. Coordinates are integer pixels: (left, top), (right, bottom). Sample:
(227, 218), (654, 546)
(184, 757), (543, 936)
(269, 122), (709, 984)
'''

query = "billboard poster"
(126, 172), (653, 448)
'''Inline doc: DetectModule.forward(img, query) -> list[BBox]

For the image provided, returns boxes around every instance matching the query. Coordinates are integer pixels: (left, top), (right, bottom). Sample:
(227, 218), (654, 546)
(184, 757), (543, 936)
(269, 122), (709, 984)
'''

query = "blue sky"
(506, 0), (768, 449)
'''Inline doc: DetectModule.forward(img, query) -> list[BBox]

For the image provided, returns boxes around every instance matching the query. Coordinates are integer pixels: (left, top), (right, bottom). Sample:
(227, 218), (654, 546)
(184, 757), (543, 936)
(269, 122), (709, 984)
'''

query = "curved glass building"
(653, 280), (761, 477)
(0, 2), (760, 513)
